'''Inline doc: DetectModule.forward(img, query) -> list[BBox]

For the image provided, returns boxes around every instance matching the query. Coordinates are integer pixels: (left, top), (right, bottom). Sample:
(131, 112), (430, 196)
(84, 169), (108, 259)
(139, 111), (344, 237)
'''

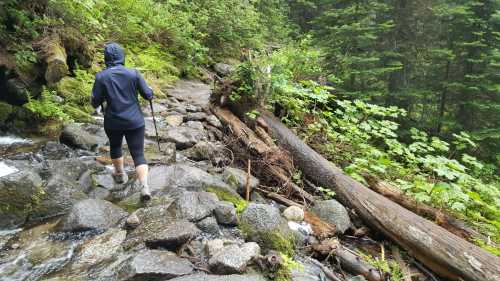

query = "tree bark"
(261, 111), (500, 281)
(36, 36), (68, 85)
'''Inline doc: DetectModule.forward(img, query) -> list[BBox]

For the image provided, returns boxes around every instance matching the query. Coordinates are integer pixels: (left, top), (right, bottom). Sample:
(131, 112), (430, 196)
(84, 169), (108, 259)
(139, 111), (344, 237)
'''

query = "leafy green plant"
(24, 89), (71, 122)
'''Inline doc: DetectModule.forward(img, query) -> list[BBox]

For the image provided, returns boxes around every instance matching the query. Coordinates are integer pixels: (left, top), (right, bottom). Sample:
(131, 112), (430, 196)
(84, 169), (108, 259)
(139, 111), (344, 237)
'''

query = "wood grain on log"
(261, 111), (500, 281)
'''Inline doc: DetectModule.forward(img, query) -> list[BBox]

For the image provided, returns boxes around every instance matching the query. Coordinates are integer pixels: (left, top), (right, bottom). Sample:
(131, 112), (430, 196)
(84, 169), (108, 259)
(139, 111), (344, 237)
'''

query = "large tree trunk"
(261, 111), (500, 281)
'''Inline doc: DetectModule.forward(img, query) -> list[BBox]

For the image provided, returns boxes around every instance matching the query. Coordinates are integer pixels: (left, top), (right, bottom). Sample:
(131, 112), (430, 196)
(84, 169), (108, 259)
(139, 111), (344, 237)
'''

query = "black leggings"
(105, 126), (147, 167)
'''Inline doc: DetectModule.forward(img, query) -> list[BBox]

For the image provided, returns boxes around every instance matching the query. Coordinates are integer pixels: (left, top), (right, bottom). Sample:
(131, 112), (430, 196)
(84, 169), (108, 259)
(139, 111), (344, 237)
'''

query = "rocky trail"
(0, 80), (465, 281)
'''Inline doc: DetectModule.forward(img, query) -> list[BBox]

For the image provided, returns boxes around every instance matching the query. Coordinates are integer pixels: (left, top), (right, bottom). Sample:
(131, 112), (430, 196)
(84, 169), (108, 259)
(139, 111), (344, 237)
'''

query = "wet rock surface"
(120, 250), (193, 280)
(57, 199), (128, 232)
(0, 80), (365, 281)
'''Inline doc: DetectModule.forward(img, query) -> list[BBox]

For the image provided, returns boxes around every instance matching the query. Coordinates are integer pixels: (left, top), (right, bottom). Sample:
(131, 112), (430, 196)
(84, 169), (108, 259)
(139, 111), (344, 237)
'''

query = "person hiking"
(91, 42), (153, 201)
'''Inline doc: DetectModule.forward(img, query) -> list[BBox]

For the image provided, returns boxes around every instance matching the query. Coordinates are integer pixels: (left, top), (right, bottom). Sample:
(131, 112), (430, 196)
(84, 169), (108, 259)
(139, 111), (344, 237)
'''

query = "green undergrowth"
(206, 187), (248, 215)
(358, 251), (404, 281)
(275, 253), (302, 281)
(227, 42), (500, 255)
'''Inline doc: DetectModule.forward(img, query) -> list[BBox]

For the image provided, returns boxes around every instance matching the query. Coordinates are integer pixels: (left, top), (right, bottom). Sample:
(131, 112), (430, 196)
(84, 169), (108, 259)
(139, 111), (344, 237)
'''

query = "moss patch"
(0, 101), (13, 124)
(206, 186), (248, 215)
(239, 221), (296, 257)
(276, 253), (302, 281)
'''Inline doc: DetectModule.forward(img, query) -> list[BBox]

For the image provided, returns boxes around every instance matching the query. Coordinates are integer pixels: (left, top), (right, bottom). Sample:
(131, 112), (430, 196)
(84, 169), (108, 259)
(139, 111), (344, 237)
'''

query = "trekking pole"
(149, 99), (162, 152)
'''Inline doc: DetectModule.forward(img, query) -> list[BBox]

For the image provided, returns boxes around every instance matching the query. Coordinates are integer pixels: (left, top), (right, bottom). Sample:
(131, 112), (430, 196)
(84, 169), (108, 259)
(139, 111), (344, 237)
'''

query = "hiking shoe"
(112, 172), (128, 184)
(140, 183), (152, 201)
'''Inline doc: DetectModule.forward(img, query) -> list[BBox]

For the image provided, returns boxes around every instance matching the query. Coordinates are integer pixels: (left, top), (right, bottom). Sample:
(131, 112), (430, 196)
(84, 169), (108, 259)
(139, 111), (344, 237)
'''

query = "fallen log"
(313, 239), (382, 281)
(261, 111), (500, 281)
(363, 174), (478, 241)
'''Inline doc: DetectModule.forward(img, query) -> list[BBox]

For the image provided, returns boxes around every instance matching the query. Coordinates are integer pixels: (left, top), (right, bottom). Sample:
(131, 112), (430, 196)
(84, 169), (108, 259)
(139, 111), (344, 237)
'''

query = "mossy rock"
(0, 101), (13, 124)
(206, 186), (248, 215)
(239, 203), (296, 256)
(0, 169), (44, 228)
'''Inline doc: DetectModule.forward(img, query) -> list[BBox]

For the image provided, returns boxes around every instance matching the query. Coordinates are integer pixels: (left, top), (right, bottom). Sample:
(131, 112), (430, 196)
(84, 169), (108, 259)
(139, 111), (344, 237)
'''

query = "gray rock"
(185, 104), (202, 113)
(182, 141), (226, 162)
(214, 201), (238, 226)
(57, 199), (128, 232)
(311, 200), (352, 234)
(207, 115), (223, 128)
(29, 174), (88, 222)
(165, 115), (184, 127)
(120, 250), (193, 281)
(0, 169), (43, 229)
(204, 239), (225, 257)
(240, 203), (286, 233)
(208, 243), (260, 274)
(142, 102), (169, 117)
(214, 63), (235, 76)
(170, 273), (266, 281)
(172, 191), (219, 222)
(123, 203), (177, 249)
(196, 216), (221, 236)
(240, 203), (290, 246)
(223, 167), (260, 196)
(185, 112), (208, 121)
(88, 186), (111, 200)
(185, 120), (205, 130)
(70, 228), (127, 272)
(146, 142), (176, 165)
(162, 126), (206, 149)
(44, 157), (101, 181)
(60, 123), (99, 151)
(148, 164), (239, 197)
(145, 220), (201, 250)
(283, 206), (305, 221)
(126, 213), (141, 229)
(40, 141), (76, 160)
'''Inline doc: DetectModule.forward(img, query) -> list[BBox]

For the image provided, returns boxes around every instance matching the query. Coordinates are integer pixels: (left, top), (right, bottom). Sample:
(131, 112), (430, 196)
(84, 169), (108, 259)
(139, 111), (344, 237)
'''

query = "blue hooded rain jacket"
(91, 43), (153, 130)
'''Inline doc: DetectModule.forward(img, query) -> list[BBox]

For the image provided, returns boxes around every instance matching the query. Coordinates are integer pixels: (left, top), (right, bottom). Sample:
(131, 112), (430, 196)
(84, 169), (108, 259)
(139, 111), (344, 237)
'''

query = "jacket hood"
(104, 43), (125, 67)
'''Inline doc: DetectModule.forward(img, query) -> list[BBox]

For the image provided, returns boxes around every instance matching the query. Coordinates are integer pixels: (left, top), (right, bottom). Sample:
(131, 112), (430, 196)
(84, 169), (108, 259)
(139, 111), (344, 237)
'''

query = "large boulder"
(145, 220), (201, 250)
(123, 202), (178, 249)
(119, 250), (193, 281)
(29, 174), (88, 222)
(147, 164), (238, 197)
(171, 191), (219, 222)
(170, 273), (266, 281)
(162, 126), (206, 149)
(222, 167), (260, 196)
(60, 123), (99, 151)
(311, 199), (352, 234)
(0, 169), (44, 229)
(56, 199), (128, 232)
(208, 242), (260, 274)
(70, 228), (127, 272)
